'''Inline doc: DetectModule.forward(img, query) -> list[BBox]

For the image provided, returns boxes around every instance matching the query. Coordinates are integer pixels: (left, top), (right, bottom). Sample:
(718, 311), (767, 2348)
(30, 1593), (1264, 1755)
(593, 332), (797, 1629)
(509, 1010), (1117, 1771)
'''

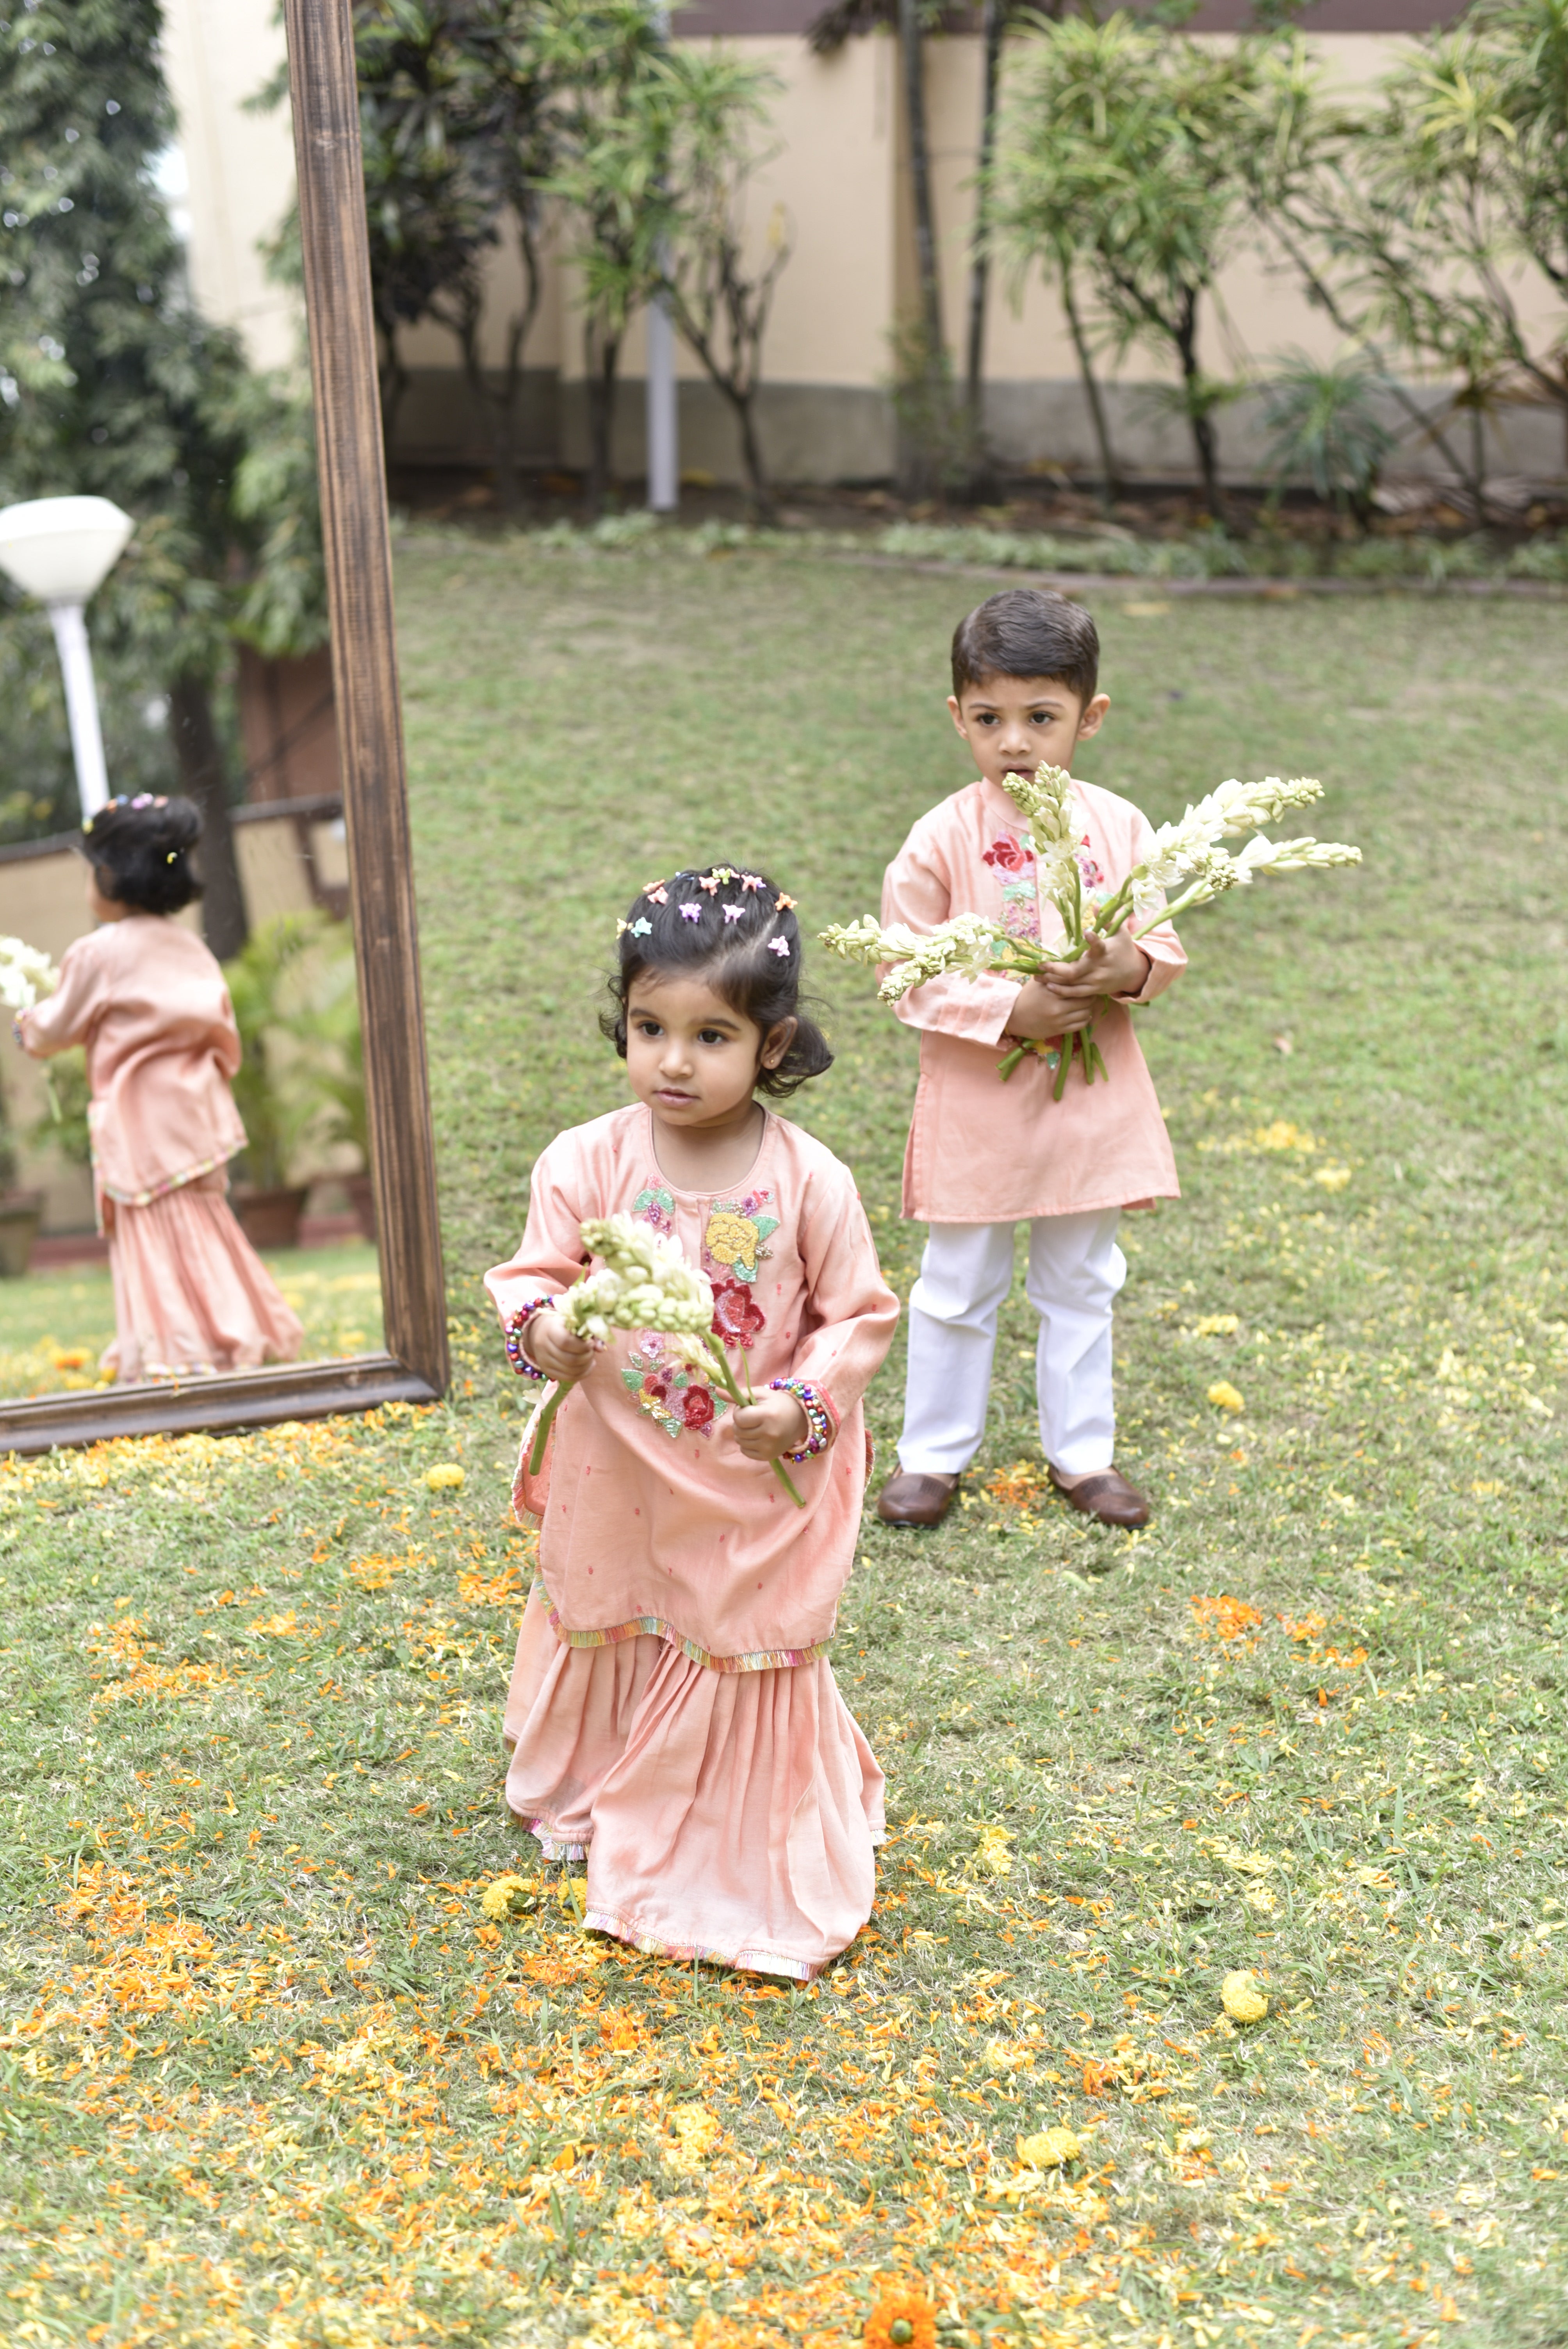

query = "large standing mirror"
(0, 0), (446, 1453)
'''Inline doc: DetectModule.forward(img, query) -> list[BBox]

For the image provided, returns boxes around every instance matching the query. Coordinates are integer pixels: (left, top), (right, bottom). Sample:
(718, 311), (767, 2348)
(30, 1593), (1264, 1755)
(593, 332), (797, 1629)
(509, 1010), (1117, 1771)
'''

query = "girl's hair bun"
(80, 793), (204, 915)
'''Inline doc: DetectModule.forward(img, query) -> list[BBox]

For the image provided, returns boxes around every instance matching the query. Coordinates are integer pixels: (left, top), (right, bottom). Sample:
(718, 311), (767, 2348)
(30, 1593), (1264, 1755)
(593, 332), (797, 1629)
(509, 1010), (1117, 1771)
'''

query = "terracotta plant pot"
(0, 1190), (44, 1279)
(344, 1170), (376, 1242)
(233, 1183), (310, 1252)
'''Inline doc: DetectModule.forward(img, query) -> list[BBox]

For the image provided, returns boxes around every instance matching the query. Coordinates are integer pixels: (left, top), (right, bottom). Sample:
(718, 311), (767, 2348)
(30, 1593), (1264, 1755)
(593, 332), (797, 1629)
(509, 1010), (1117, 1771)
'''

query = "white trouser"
(897, 1210), (1126, 1477)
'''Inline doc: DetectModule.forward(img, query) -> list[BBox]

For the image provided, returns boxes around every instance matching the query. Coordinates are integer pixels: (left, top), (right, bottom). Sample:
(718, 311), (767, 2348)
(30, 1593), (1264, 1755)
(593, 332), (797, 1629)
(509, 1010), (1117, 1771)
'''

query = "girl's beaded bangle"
(503, 1303), (552, 1382)
(768, 1376), (832, 1462)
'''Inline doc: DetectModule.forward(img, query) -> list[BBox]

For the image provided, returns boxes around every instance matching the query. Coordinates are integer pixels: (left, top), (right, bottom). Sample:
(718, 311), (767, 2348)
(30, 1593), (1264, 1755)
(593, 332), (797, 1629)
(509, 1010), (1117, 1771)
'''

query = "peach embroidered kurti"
(18, 916), (303, 1381)
(484, 1101), (899, 1980)
(883, 775), (1187, 1223)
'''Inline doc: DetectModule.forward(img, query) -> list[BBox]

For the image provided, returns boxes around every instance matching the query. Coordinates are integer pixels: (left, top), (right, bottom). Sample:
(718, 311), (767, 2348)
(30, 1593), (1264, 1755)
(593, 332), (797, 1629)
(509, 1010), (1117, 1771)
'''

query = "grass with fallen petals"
(1, 544), (1565, 2348)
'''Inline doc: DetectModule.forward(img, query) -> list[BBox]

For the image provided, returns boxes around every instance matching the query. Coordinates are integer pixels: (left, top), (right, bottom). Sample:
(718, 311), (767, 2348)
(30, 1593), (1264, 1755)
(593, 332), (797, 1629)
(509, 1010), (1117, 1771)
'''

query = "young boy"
(875, 587), (1185, 1533)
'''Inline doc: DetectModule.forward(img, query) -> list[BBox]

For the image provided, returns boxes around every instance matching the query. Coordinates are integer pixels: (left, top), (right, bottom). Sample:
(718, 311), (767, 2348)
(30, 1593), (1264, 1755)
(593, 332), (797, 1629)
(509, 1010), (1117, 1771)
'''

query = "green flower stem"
(704, 1335), (805, 1508)
(526, 1378), (570, 1476)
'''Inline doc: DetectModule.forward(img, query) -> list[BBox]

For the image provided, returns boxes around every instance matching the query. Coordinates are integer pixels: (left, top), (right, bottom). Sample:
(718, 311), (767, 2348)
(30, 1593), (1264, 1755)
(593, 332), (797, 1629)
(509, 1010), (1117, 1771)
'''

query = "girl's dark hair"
(601, 863), (833, 1099)
(80, 793), (203, 915)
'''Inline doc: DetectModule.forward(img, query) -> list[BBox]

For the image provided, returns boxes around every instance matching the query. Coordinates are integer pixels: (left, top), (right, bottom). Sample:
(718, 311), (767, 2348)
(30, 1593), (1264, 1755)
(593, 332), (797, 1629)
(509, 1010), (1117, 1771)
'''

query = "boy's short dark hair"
(951, 587), (1099, 706)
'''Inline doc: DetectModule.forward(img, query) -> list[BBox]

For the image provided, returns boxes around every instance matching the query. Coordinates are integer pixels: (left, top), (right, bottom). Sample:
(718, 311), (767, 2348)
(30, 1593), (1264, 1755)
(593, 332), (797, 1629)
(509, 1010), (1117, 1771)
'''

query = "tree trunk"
(168, 672), (248, 963)
(584, 317), (622, 521)
(1174, 293), (1224, 524)
(1060, 265), (1120, 509)
(963, 0), (1004, 456)
(899, 0), (945, 446)
(728, 385), (775, 524)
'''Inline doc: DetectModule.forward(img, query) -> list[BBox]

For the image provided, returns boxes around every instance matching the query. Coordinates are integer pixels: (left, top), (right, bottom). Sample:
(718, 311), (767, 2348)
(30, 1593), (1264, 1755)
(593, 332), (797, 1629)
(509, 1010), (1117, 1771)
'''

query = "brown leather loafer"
(1050, 1466), (1150, 1529)
(876, 1469), (959, 1527)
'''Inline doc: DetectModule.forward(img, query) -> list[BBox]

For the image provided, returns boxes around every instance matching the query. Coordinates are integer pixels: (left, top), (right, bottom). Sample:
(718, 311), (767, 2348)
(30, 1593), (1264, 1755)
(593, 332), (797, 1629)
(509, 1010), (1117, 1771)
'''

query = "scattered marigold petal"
(1222, 1969), (1269, 2024)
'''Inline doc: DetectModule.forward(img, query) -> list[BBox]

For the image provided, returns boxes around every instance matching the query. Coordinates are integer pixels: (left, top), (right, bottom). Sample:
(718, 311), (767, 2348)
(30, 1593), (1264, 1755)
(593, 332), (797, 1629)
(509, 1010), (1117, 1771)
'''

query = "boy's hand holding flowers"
(1006, 930), (1151, 1040)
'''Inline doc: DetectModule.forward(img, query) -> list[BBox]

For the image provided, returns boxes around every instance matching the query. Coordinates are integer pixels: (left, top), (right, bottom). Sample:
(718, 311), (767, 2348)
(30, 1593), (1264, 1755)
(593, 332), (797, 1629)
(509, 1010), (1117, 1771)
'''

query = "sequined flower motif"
(1077, 834), (1105, 888)
(632, 1184), (675, 1236)
(622, 1337), (729, 1440)
(703, 1192), (779, 1284)
(982, 833), (1033, 873)
(711, 1276), (766, 1351)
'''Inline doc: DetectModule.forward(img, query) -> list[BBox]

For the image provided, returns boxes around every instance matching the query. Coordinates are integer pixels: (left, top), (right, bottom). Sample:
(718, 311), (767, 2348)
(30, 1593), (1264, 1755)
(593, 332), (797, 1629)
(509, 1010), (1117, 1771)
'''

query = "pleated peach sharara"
(485, 1103), (900, 1981)
(18, 914), (303, 1383)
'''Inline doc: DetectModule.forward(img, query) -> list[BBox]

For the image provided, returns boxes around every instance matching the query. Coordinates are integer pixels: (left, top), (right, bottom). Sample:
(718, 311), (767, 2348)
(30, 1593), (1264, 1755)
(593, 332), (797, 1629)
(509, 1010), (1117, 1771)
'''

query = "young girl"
(18, 793), (304, 1383)
(486, 866), (899, 1982)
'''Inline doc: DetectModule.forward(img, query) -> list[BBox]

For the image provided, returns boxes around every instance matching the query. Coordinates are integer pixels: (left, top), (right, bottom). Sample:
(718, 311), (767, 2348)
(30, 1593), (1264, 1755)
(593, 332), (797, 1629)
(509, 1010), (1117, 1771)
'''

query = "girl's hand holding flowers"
(731, 1390), (809, 1463)
(522, 1309), (594, 1385)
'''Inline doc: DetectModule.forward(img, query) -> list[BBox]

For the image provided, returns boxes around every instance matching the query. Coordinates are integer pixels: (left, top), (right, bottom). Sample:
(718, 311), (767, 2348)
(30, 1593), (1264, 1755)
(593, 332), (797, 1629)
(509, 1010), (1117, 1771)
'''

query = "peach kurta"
(18, 915), (303, 1381)
(883, 775), (1187, 1223)
(485, 1101), (900, 1979)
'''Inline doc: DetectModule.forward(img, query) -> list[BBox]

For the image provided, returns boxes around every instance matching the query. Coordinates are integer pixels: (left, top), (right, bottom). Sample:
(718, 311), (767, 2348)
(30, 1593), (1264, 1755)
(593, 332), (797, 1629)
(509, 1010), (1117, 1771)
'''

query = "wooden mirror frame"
(0, 0), (448, 1455)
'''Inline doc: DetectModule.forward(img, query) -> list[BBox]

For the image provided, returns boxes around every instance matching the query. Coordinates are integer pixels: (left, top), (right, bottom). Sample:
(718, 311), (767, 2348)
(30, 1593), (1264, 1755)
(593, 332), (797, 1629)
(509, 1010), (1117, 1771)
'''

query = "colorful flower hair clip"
(740, 873), (765, 893)
(645, 885), (668, 905)
(698, 874), (721, 895)
(767, 937), (791, 957)
(130, 793), (154, 809)
(722, 903), (746, 924)
(774, 893), (797, 911)
(679, 901), (703, 923)
(630, 916), (652, 936)
(616, 918), (631, 937)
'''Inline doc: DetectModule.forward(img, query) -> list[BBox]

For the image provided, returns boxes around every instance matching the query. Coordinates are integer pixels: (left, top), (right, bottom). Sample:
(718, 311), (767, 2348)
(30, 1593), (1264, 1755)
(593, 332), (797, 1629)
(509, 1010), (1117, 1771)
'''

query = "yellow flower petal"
(1017, 2125), (1080, 2168)
(425, 1463), (464, 1490)
(1222, 1969), (1269, 2023)
(1207, 1381), (1245, 1414)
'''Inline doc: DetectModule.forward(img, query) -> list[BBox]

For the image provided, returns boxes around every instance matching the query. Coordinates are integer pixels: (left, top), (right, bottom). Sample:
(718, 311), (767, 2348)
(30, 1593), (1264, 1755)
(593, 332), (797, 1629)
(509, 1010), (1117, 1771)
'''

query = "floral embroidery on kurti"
(631, 1183), (675, 1234)
(621, 1335), (730, 1439)
(711, 1276), (766, 1350)
(702, 1191), (779, 1284)
(986, 833), (1041, 943)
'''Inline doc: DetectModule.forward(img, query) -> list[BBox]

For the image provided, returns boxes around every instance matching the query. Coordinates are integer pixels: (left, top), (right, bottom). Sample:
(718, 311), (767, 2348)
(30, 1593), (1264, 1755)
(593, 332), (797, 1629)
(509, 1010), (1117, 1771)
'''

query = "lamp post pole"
(0, 496), (134, 823)
(45, 601), (111, 819)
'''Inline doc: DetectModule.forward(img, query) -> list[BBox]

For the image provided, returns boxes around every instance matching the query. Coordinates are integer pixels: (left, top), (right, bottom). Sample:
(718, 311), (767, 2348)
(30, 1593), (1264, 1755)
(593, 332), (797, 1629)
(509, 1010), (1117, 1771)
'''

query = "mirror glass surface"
(0, 29), (385, 1406)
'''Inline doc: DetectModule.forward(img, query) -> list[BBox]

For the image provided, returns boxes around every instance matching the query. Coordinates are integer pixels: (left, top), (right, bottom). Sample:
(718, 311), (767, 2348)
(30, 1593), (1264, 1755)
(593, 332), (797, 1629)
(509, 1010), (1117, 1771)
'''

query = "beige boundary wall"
(160, 0), (1568, 487)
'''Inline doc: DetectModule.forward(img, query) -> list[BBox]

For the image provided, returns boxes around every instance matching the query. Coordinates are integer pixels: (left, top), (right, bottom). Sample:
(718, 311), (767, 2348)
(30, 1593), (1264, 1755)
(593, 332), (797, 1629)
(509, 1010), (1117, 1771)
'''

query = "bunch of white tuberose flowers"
(820, 767), (1359, 1090)
(0, 936), (58, 1015)
(523, 1215), (807, 1504)
(560, 1215), (715, 1344)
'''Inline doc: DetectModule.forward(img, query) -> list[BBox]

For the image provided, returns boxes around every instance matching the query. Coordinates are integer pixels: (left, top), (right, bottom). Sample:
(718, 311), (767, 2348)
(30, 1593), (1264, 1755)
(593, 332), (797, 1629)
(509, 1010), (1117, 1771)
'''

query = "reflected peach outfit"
(485, 1103), (900, 1980)
(18, 914), (303, 1382)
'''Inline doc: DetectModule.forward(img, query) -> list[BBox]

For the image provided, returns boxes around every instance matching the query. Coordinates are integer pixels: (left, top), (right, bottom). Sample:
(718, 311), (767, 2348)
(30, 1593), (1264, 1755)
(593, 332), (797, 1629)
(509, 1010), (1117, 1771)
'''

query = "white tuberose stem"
(47, 600), (110, 819)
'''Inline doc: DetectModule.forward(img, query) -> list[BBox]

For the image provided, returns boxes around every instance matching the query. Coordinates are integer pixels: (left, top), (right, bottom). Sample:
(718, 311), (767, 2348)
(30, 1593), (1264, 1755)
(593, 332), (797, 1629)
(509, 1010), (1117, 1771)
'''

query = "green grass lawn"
(2, 538), (1565, 2349)
(0, 1239), (383, 1395)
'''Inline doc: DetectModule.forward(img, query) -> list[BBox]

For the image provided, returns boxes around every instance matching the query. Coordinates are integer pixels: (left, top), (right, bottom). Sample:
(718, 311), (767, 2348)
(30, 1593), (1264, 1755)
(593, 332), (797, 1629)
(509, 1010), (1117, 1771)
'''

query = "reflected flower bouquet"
(821, 767), (1360, 1090)
(0, 936), (58, 1015)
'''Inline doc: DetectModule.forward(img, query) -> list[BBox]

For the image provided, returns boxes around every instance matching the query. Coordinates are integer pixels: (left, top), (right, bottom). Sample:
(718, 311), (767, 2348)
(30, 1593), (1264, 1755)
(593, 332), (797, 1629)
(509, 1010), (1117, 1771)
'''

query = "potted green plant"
(223, 914), (323, 1251)
(296, 940), (371, 1239)
(0, 1075), (44, 1277)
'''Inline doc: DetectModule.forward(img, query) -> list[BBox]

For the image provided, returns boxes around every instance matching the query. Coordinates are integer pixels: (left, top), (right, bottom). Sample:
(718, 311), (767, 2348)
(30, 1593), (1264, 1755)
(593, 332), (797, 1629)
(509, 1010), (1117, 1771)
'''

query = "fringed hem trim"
(527, 1821), (589, 1862)
(102, 1146), (241, 1209)
(583, 1905), (821, 1983)
(531, 1576), (834, 1675)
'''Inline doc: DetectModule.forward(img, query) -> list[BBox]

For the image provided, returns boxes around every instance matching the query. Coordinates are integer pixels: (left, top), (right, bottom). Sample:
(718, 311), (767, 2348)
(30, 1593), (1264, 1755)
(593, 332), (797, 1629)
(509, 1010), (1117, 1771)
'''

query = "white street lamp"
(0, 495), (135, 821)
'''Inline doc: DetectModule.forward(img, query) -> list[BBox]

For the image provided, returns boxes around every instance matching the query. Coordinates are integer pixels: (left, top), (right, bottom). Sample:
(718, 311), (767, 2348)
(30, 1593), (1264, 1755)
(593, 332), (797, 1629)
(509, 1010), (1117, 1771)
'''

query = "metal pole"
(646, 294), (679, 513)
(46, 600), (110, 819)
